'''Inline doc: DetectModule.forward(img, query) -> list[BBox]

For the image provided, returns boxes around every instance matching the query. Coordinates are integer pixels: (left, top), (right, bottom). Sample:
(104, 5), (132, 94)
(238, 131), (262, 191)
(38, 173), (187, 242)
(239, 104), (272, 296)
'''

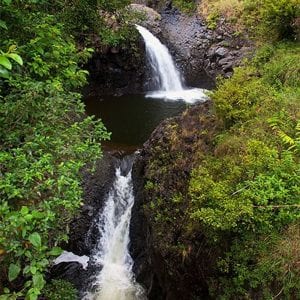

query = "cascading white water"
(136, 25), (183, 91)
(84, 166), (145, 300)
(135, 24), (207, 104)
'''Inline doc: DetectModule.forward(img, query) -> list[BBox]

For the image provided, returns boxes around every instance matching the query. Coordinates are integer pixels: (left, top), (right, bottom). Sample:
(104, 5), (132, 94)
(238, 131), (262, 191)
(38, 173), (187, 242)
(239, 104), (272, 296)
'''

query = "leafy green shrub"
(188, 42), (300, 297)
(211, 66), (273, 127)
(200, 0), (244, 29)
(212, 42), (300, 127)
(43, 279), (77, 300)
(98, 0), (131, 12)
(199, 0), (300, 41)
(0, 1), (110, 299)
(244, 0), (300, 41)
(56, 0), (138, 46)
(261, 43), (300, 88)
(173, 0), (197, 13)
(0, 46), (23, 79)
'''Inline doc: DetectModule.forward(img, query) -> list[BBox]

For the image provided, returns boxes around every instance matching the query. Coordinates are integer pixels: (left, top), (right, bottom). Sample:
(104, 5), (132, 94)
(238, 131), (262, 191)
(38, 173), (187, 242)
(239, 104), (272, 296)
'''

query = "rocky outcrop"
(159, 9), (252, 84)
(130, 101), (222, 299)
(85, 43), (147, 97)
(65, 153), (118, 256)
(129, 4), (162, 34)
(132, 2), (252, 84)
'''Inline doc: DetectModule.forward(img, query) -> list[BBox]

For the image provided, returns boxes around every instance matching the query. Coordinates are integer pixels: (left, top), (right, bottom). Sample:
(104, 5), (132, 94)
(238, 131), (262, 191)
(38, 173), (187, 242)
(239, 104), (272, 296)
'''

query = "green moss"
(171, 193), (183, 204)
(145, 180), (156, 191)
(206, 11), (219, 30)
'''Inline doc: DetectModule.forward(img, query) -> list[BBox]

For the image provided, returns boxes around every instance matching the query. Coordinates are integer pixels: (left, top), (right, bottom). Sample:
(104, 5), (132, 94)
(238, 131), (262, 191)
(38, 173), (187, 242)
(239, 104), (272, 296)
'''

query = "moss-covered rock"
(131, 101), (221, 299)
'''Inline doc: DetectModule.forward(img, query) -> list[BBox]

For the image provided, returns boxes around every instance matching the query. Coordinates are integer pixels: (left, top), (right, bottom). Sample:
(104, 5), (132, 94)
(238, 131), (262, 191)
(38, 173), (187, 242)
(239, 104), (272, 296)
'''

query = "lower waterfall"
(83, 157), (145, 300)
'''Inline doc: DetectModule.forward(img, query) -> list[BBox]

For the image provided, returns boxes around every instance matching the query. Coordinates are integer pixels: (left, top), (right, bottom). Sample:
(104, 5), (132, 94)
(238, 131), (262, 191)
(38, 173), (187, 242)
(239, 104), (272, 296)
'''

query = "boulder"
(130, 101), (220, 299)
(129, 4), (162, 34)
(215, 47), (229, 57)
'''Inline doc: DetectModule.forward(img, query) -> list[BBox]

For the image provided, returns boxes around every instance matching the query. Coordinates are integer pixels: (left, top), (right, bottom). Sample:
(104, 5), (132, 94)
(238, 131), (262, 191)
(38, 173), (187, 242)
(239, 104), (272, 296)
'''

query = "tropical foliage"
(0, 0), (140, 298)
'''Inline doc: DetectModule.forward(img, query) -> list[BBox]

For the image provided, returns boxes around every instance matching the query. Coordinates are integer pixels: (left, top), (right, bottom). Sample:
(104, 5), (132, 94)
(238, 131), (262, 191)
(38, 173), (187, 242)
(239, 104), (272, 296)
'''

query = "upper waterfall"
(135, 24), (207, 104)
(135, 24), (183, 91)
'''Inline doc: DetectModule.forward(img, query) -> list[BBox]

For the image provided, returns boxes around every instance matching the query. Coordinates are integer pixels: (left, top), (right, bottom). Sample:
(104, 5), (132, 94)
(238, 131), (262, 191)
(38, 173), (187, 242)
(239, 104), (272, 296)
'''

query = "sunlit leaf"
(7, 53), (23, 66)
(48, 247), (63, 256)
(28, 232), (41, 248)
(0, 56), (12, 70)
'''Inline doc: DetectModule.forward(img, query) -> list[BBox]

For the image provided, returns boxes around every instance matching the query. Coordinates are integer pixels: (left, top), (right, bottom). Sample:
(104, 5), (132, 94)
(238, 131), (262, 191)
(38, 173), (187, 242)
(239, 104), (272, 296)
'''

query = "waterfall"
(136, 25), (207, 104)
(83, 158), (145, 300)
(136, 24), (183, 91)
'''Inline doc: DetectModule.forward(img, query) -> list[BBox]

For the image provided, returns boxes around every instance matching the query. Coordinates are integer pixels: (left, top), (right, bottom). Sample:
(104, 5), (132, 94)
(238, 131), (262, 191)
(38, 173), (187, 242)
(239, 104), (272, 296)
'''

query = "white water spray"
(136, 24), (207, 104)
(84, 166), (145, 300)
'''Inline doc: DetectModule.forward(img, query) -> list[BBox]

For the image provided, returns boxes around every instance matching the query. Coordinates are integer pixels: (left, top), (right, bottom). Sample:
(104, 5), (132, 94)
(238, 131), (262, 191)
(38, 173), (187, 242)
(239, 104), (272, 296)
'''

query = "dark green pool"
(84, 94), (188, 150)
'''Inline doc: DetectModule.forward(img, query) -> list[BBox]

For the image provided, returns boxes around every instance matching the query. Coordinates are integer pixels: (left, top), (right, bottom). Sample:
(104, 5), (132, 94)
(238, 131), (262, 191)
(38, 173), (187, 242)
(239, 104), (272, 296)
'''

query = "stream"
(55, 25), (210, 299)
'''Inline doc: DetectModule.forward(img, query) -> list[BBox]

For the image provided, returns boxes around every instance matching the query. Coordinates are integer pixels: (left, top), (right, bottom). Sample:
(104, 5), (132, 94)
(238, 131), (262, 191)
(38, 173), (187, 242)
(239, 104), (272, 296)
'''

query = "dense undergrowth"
(143, 0), (300, 298)
(173, 0), (197, 13)
(199, 0), (300, 40)
(0, 0), (136, 299)
(190, 42), (300, 298)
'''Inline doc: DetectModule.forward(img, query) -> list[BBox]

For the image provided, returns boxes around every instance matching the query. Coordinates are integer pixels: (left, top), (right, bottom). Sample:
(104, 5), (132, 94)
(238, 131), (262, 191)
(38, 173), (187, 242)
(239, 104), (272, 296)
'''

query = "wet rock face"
(160, 10), (252, 84)
(85, 44), (147, 97)
(48, 154), (118, 292)
(65, 154), (118, 256)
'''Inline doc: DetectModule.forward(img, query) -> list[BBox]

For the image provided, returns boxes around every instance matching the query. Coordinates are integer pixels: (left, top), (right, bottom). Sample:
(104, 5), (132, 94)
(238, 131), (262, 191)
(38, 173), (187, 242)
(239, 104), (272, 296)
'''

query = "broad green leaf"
(27, 288), (39, 300)
(7, 53), (23, 66)
(8, 263), (21, 281)
(25, 250), (33, 259)
(32, 273), (45, 290)
(23, 265), (30, 274)
(30, 266), (37, 275)
(29, 294), (38, 300)
(48, 246), (63, 256)
(32, 210), (44, 219)
(0, 56), (12, 70)
(22, 227), (27, 238)
(24, 214), (33, 221)
(40, 258), (49, 267)
(28, 232), (41, 248)
(0, 66), (9, 78)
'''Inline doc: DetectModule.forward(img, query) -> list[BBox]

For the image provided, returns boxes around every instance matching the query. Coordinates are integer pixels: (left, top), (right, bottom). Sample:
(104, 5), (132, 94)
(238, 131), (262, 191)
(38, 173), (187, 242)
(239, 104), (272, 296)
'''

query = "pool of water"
(84, 94), (188, 151)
